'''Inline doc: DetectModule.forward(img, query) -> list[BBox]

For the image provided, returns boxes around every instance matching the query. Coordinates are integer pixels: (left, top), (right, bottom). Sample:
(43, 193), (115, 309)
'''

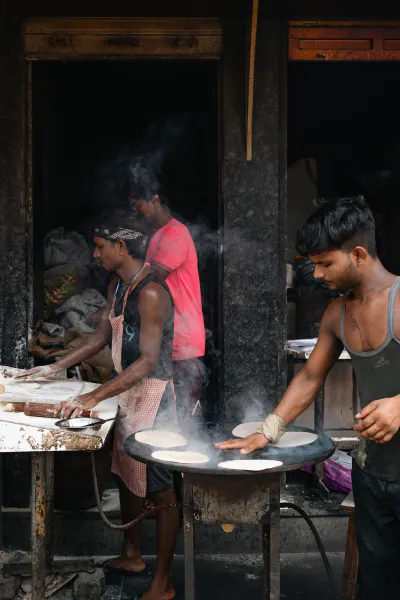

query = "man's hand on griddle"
(214, 433), (269, 454)
(57, 391), (100, 419)
(354, 395), (400, 444)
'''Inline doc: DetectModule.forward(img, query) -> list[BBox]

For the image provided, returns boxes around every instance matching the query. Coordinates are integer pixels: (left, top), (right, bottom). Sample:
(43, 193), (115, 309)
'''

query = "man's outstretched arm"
(215, 299), (344, 454)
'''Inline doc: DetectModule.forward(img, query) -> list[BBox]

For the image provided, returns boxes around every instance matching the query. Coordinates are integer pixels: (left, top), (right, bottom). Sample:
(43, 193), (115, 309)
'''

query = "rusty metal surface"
(31, 452), (47, 600)
(45, 452), (54, 571)
(188, 473), (271, 525)
(125, 422), (335, 476)
(181, 470), (281, 599)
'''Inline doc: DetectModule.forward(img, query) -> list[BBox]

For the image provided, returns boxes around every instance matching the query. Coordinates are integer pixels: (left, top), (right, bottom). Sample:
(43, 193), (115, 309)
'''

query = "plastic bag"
(303, 449), (352, 494)
(44, 227), (91, 269)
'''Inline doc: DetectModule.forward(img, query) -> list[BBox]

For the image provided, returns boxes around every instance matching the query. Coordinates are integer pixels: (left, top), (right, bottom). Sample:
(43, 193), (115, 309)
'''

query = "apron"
(110, 268), (175, 497)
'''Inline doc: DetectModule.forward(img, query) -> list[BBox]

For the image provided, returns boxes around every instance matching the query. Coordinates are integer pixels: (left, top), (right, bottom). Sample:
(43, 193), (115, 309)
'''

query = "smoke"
(230, 383), (275, 424)
(94, 117), (191, 211)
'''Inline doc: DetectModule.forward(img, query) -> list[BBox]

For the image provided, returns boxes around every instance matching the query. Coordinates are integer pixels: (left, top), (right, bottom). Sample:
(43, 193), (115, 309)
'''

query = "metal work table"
(287, 346), (359, 496)
(0, 366), (118, 600)
(125, 422), (335, 600)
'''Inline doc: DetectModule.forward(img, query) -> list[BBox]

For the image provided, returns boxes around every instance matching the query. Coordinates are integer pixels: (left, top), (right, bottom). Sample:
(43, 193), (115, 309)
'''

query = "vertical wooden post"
(246, 0), (259, 161)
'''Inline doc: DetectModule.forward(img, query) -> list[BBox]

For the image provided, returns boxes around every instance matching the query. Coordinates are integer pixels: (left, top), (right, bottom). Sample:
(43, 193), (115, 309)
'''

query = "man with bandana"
(18, 214), (179, 600)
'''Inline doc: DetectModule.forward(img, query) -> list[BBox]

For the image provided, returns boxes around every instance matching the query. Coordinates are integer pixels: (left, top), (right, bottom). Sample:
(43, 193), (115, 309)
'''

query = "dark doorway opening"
(32, 60), (221, 420)
(288, 61), (400, 275)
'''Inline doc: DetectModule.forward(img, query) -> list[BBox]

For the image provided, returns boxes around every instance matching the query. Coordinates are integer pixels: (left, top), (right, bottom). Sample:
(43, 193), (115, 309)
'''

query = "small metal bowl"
(55, 416), (104, 433)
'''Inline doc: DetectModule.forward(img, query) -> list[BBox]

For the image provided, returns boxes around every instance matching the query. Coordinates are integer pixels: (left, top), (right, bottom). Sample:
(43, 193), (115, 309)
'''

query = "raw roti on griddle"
(232, 421), (262, 438)
(152, 450), (209, 464)
(218, 459), (283, 471)
(135, 429), (187, 448)
(269, 431), (318, 447)
(232, 423), (317, 447)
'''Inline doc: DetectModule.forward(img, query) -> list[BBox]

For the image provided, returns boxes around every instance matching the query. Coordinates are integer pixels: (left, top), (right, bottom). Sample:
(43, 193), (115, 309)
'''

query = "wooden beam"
(289, 20), (400, 61)
(246, 0), (259, 162)
(24, 17), (222, 60)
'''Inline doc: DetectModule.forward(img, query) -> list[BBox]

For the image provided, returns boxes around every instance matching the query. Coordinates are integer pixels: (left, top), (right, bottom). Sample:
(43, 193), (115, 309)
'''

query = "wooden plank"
(289, 21), (400, 60)
(289, 20), (400, 28)
(340, 512), (359, 600)
(246, 0), (259, 162)
(24, 17), (222, 35)
(289, 48), (400, 60)
(289, 27), (400, 40)
(298, 39), (372, 50)
(25, 33), (222, 59)
(384, 39), (400, 49)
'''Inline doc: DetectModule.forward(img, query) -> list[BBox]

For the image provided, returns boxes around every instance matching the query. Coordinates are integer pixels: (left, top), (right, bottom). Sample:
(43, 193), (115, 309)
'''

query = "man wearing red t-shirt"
(131, 192), (205, 421)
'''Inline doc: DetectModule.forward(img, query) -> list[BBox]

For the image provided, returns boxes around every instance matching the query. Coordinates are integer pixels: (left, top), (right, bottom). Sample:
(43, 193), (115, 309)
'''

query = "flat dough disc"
(152, 450), (209, 464)
(232, 422), (262, 438)
(218, 460), (283, 471)
(135, 430), (187, 449)
(269, 432), (318, 448)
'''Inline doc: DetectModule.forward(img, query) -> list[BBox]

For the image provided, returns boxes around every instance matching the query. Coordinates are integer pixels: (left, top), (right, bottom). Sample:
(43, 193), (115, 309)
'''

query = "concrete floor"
(101, 552), (344, 600)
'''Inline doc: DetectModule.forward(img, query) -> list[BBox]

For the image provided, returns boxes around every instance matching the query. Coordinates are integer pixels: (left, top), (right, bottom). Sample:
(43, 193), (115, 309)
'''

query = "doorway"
(287, 60), (400, 277)
(31, 60), (221, 419)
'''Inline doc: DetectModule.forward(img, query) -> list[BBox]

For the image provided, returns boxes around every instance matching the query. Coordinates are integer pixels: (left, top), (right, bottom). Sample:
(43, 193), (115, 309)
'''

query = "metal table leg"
(262, 473), (280, 600)
(313, 388), (330, 499)
(5, 451), (93, 581)
(0, 454), (3, 550)
(31, 452), (47, 600)
(183, 478), (195, 600)
(45, 452), (55, 571)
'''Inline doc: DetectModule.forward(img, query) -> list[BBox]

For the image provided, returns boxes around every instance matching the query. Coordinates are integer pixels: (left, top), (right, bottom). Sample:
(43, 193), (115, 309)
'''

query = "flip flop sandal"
(102, 560), (149, 577)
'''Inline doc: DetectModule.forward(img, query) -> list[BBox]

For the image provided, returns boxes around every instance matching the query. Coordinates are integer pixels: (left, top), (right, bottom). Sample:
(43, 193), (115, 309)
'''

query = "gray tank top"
(341, 277), (400, 480)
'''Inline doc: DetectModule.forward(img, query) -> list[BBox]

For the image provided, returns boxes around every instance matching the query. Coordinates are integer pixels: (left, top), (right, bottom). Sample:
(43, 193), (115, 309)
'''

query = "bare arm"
(275, 304), (343, 422)
(16, 279), (115, 379)
(60, 283), (171, 417)
(215, 299), (344, 452)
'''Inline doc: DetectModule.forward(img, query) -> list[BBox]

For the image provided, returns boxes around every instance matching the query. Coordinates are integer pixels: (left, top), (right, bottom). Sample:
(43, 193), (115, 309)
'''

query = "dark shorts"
(146, 382), (175, 495)
(173, 358), (204, 424)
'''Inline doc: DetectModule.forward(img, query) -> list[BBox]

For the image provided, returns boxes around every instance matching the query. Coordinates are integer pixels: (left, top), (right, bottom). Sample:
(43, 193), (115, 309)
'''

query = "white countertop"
(0, 366), (118, 452)
(286, 346), (351, 361)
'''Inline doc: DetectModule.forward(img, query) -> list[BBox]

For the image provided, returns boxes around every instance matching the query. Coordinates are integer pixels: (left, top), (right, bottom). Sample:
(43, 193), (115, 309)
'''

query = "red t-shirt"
(146, 219), (205, 361)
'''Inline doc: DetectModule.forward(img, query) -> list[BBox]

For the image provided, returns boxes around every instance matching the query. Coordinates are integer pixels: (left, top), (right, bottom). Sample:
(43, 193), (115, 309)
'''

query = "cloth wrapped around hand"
(257, 413), (287, 444)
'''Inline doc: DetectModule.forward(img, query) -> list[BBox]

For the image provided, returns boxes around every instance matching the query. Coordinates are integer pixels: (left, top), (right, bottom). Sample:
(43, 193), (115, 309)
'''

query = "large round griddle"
(124, 422), (335, 476)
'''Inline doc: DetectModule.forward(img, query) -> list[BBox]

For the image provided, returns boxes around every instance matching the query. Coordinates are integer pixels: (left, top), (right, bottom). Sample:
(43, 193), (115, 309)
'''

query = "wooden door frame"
(24, 17), (222, 60)
(289, 20), (400, 61)
(23, 16), (225, 409)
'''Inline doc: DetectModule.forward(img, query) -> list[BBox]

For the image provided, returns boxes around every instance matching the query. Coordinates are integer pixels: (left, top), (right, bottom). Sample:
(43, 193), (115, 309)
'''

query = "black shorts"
(172, 358), (204, 423)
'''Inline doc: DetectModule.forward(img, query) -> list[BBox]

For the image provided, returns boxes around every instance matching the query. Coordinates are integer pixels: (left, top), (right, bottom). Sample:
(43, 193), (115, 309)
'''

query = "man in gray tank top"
(216, 196), (400, 600)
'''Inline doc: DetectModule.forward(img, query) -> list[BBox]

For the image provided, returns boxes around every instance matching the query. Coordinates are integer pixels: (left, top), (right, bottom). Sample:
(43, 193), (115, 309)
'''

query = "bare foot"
(104, 555), (146, 573)
(139, 582), (175, 600)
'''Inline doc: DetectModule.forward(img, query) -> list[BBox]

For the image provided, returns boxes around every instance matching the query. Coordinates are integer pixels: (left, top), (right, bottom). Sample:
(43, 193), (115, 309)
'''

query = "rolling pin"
(4, 402), (91, 418)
